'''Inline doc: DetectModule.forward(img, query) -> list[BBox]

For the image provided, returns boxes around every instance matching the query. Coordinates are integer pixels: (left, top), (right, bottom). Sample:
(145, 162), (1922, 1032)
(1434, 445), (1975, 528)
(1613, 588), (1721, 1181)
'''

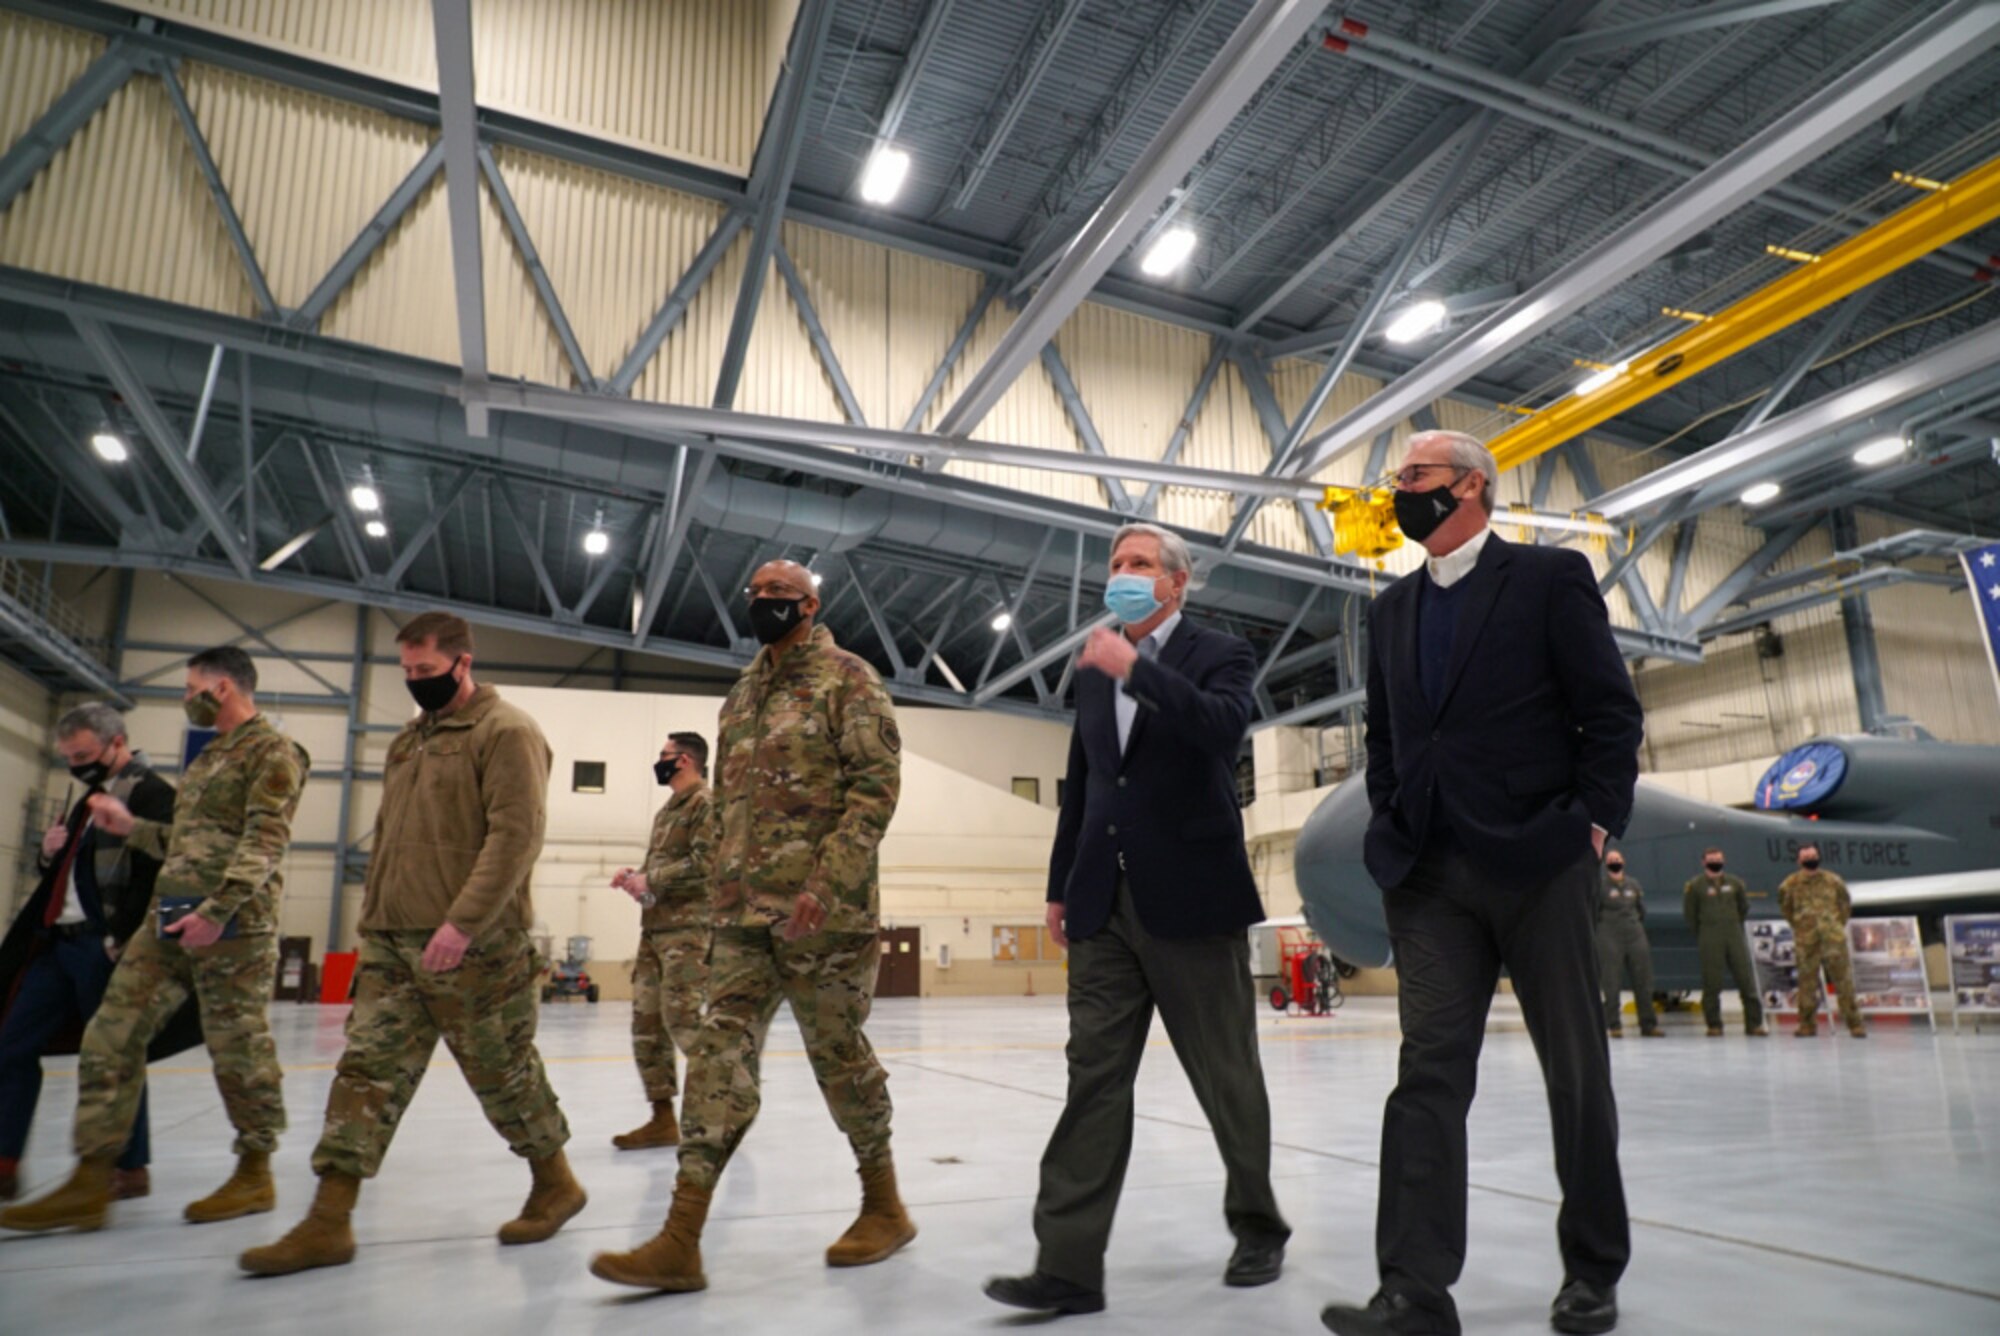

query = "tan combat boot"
(185, 1150), (276, 1223)
(0, 1155), (114, 1232)
(239, 1174), (360, 1276)
(825, 1158), (917, 1267)
(497, 1149), (587, 1245)
(612, 1100), (681, 1150)
(590, 1180), (711, 1291)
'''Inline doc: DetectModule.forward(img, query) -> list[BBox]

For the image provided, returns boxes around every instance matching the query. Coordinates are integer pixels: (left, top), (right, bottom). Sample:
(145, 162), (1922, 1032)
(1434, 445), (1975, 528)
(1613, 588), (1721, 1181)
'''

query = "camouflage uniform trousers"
(1793, 917), (1862, 1030)
(631, 926), (711, 1102)
(75, 924), (284, 1161)
(310, 927), (568, 1179)
(677, 926), (890, 1190)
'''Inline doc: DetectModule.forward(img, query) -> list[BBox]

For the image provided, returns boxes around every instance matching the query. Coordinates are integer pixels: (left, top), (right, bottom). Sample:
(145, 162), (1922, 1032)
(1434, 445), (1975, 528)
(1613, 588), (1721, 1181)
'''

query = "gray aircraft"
(1295, 733), (2000, 992)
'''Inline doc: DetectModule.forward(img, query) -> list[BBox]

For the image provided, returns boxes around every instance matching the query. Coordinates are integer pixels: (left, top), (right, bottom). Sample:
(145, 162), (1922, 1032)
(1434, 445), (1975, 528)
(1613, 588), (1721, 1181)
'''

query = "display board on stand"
(1945, 913), (2000, 1033)
(1745, 916), (1934, 1030)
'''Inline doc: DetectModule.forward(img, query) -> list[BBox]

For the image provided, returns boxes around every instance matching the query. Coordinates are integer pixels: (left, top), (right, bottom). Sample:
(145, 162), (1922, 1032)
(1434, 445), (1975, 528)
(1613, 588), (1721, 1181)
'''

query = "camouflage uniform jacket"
(125, 714), (308, 936)
(711, 625), (900, 933)
(1682, 872), (1751, 935)
(361, 684), (551, 940)
(1778, 868), (1851, 927)
(641, 780), (716, 931)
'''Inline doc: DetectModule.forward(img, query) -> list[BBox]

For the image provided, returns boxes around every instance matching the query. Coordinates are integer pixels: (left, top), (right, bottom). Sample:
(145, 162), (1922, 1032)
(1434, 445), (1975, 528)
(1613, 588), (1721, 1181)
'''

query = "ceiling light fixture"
(1575, 360), (1630, 395)
(363, 519), (389, 538)
(990, 612), (1013, 633)
(810, 572), (824, 587)
(1740, 481), (1782, 506)
(583, 507), (609, 556)
(1139, 225), (1197, 278)
(89, 431), (128, 463)
(1852, 436), (1907, 467)
(859, 145), (911, 205)
(349, 483), (381, 512)
(1383, 299), (1448, 345)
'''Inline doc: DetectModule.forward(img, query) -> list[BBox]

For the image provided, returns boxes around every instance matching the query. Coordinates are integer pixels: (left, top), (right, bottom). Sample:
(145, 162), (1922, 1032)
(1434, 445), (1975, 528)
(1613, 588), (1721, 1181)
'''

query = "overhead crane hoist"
(1316, 151), (2000, 560)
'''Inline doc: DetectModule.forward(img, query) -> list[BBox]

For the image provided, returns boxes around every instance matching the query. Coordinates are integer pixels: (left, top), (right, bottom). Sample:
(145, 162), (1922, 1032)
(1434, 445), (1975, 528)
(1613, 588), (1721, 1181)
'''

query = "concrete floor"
(1, 995), (1994, 1335)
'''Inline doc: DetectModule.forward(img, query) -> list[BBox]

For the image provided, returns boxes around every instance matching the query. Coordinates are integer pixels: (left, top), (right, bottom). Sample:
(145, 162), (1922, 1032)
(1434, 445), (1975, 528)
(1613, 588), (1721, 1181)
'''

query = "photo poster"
(1744, 916), (1931, 1022)
(1945, 914), (2000, 1019)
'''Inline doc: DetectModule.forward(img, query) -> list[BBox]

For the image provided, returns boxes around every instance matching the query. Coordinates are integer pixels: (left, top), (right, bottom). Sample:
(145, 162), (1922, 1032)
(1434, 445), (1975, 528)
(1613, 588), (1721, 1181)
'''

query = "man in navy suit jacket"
(1323, 431), (1643, 1336)
(986, 523), (1288, 1318)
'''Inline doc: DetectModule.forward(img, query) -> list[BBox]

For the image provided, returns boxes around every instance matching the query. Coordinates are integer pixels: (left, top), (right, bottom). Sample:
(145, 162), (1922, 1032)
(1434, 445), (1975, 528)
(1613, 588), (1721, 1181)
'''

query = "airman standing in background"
(1596, 850), (1660, 1038)
(1780, 842), (1865, 1039)
(1, 648), (307, 1234)
(609, 730), (716, 1150)
(591, 559), (906, 1294)
(1681, 848), (1767, 1037)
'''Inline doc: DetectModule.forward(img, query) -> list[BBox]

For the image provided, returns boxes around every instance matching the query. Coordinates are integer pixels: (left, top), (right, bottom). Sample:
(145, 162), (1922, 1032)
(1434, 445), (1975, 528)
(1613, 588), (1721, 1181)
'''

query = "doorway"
(876, 927), (921, 998)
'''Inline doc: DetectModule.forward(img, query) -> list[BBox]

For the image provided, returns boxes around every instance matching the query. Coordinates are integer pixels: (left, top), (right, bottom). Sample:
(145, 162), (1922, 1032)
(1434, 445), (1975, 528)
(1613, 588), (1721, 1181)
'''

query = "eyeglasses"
(1386, 464), (1470, 488)
(744, 582), (811, 600)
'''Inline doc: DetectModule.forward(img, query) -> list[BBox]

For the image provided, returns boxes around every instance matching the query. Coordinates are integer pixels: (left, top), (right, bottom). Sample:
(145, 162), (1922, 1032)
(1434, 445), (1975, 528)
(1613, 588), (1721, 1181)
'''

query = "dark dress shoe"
(1321, 1289), (1453, 1335)
(983, 1271), (1106, 1316)
(1224, 1237), (1284, 1287)
(1550, 1279), (1617, 1334)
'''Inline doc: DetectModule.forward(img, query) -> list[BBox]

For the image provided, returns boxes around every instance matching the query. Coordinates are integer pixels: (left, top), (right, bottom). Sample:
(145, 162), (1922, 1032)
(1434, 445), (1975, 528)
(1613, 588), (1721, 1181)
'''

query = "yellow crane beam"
(1485, 153), (2000, 473)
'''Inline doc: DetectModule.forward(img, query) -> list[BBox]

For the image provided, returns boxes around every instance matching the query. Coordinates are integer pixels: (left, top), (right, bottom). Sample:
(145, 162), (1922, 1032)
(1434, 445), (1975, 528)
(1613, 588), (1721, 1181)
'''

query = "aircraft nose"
(1295, 777), (1393, 968)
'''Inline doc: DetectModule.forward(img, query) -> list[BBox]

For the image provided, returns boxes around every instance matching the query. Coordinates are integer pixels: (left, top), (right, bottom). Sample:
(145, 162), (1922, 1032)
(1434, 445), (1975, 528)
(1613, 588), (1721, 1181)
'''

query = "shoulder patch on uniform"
(877, 716), (900, 755)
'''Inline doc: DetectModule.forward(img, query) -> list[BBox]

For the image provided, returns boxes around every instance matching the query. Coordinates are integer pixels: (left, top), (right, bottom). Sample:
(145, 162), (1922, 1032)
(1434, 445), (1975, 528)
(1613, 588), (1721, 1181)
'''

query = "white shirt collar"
(1135, 609), (1182, 654)
(1426, 525), (1491, 590)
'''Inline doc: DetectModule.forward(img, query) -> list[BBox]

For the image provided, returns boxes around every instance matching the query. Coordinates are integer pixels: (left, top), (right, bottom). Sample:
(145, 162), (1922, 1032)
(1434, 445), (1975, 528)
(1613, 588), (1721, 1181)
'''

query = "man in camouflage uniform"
(1780, 842), (1865, 1038)
(609, 730), (716, 1150)
(1681, 847), (1767, 1037)
(592, 559), (906, 1293)
(242, 611), (582, 1276)
(1595, 849), (1660, 1038)
(1, 648), (308, 1234)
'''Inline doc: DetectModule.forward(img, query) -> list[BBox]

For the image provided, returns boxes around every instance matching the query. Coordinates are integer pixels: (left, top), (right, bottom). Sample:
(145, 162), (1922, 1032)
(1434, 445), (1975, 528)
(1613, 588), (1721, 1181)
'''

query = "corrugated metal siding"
(125, 0), (438, 87)
(0, 74), (254, 316)
(123, 0), (773, 175)
(884, 249), (984, 431)
(494, 145), (727, 391)
(1059, 304), (1214, 524)
(0, 13), (104, 149)
(1870, 578), (2000, 743)
(184, 65), (436, 312)
(782, 221), (890, 426)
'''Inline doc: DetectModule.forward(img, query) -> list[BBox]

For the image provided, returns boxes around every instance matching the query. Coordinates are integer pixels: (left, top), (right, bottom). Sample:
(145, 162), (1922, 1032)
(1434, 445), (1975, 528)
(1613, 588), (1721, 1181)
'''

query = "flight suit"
(1594, 871), (1656, 1034)
(1681, 872), (1764, 1033)
(72, 714), (307, 1162)
(678, 624), (901, 1192)
(1780, 868), (1864, 1035)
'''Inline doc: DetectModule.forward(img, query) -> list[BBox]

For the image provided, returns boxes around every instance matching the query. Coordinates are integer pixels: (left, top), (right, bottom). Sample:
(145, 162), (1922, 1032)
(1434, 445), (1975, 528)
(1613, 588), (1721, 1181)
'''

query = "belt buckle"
(1117, 850), (1126, 872)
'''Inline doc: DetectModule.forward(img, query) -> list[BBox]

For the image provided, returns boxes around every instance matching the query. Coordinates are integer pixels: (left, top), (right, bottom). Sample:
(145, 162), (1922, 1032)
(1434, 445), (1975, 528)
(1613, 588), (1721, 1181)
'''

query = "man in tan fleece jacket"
(241, 611), (582, 1276)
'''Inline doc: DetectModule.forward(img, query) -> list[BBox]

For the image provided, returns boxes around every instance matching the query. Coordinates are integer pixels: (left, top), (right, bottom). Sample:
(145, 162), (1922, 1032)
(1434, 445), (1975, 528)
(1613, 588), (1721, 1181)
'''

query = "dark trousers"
(1377, 846), (1628, 1333)
(1033, 880), (1289, 1292)
(0, 933), (149, 1169)
(1698, 929), (1764, 1031)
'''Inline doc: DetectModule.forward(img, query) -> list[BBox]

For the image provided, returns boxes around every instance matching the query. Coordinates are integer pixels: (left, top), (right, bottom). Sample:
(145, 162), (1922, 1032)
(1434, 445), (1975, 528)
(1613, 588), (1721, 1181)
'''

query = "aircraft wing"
(1844, 868), (2000, 908)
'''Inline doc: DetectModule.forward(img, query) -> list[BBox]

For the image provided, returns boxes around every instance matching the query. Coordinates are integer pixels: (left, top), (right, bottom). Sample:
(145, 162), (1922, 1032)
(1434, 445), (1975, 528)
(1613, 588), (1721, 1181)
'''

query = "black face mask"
(1606, 864), (1624, 875)
(406, 662), (462, 713)
(1705, 860), (1724, 873)
(747, 597), (807, 646)
(653, 756), (681, 787)
(1800, 857), (1820, 871)
(1393, 477), (1466, 544)
(69, 755), (112, 787)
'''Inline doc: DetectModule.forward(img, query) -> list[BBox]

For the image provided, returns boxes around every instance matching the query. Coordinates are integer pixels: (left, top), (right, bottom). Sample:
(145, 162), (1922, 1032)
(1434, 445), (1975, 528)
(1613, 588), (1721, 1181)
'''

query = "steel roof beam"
(384, 463), (477, 587)
(933, 0), (1330, 439)
(0, 39), (133, 212)
(943, 0), (1091, 213)
(1333, 26), (1991, 280)
(1700, 564), (1958, 640)
(157, 62), (278, 320)
(1040, 342), (1136, 514)
(1137, 337), (1229, 517)
(1284, 1), (2000, 482)
(609, 209), (746, 397)
(293, 141), (445, 329)
(714, 0), (836, 411)
(70, 315), (255, 577)
(1681, 520), (1817, 635)
(873, 0), (960, 146)
(478, 146), (593, 389)
(429, 0), (488, 434)
(1557, 0), (1847, 55)
(909, 276), (998, 454)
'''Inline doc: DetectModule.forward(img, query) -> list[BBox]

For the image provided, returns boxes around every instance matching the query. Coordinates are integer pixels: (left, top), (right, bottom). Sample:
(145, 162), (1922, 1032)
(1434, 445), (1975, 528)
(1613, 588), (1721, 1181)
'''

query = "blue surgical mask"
(1102, 573), (1163, 624)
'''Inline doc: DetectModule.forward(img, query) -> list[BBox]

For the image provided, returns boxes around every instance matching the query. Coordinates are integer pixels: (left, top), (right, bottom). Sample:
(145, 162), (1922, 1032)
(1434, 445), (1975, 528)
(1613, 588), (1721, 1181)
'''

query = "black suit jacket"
(1362, 532), (1644, 892)
(1047, 617), (1266, 941)
(0, 765), (194, 1060)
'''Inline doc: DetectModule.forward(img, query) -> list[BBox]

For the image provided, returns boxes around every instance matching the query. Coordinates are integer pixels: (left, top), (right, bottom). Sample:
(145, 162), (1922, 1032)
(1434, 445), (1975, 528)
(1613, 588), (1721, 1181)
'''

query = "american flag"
(1964, 541), (2000, 703)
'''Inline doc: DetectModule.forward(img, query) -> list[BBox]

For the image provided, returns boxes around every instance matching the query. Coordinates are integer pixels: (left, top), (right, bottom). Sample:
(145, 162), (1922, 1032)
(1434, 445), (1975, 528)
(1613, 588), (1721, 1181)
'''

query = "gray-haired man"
(0, 704), (177, 1202)
(987, 522), (1288, 1317)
